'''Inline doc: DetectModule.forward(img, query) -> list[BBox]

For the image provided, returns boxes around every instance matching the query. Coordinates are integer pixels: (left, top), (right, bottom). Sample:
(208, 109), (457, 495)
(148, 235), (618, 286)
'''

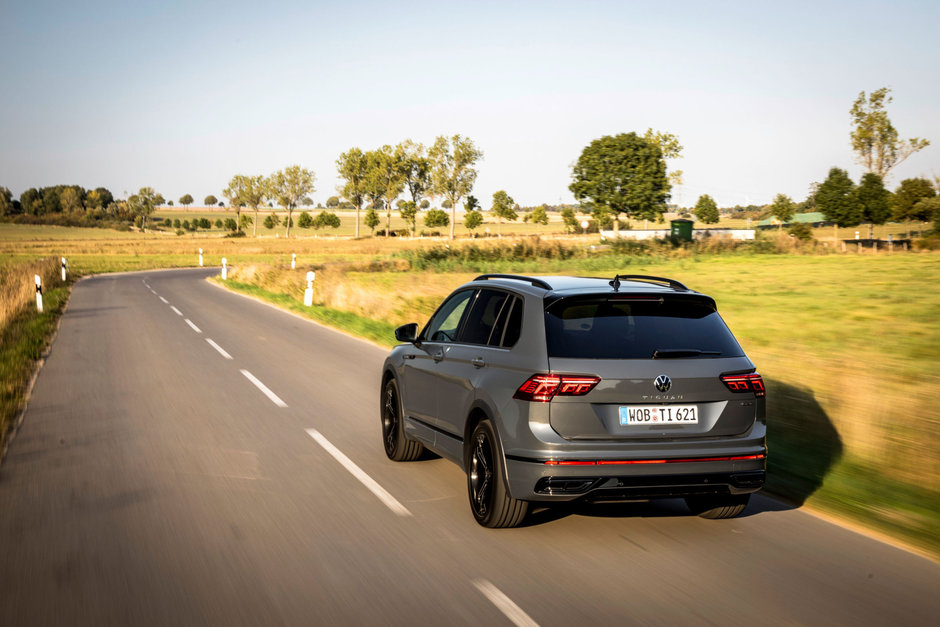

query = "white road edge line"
(240, 369), (288, 408)
(185, 319), (202, 333)
(159, 296), (168, 304)
(473, 579), (539, 627)
(170, 305), (183, 316)
(205, 338), (233, 360)
(305, 429), (412, 517)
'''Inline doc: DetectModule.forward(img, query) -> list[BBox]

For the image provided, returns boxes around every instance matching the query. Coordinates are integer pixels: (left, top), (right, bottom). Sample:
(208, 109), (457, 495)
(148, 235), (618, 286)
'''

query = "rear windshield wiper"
(652, 349), (722, 359)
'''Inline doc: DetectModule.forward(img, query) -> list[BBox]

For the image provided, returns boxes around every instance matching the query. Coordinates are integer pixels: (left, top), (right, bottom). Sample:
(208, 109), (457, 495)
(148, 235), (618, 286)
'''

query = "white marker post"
(291, 253), (296, 270)
(580, 220), (589, 233)
(304, 271), (315, 307)
(199, 248), (204, 267)
(34, 274), (43, 313)
(61, 257), (68, 282)
(221, 257), (228, 280)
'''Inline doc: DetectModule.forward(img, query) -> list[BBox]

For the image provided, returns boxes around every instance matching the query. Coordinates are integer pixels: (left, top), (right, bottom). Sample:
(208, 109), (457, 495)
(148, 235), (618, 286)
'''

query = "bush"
(163, 218), (172, 227)
(224, 218), (237, 231)
(298, 211), (313, 228)
(214, 219), (223, 228)
(182, 219), (192, 231)
(225, 230), (247, 238)
(424, 208), (449, 228)
(173, 219), (181, 228)
(788, 222), (814, 240)
(313, 211), (341, 229)
(200, 218), (211, 229)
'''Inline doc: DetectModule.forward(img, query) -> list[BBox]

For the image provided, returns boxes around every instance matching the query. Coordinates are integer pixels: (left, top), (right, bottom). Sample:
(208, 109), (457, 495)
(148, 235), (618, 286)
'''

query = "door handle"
(432, 351), (444, 362)
(471, 357), (485, 368)
(403, 353), (415, 360)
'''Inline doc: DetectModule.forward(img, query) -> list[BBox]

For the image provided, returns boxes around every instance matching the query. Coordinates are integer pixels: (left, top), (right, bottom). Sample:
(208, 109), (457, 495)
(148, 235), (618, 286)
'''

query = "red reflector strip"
(544, 454), (764, 466)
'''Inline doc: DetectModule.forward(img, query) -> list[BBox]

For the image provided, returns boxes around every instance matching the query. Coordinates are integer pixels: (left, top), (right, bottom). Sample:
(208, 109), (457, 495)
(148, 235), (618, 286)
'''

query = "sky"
(1, 0), (938, 209)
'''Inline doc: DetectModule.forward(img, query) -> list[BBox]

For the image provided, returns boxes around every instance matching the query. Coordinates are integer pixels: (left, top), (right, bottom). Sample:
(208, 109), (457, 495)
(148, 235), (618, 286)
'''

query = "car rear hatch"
(543, 293), (763, 441)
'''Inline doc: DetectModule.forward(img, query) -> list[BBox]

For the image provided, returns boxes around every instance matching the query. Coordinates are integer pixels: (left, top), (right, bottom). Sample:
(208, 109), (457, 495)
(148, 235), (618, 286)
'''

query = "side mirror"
(394, 323), (419, 343)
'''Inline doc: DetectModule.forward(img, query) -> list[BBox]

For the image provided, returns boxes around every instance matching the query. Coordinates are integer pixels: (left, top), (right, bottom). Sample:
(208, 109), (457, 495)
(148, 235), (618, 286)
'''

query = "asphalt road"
(1, 268), (938, 626)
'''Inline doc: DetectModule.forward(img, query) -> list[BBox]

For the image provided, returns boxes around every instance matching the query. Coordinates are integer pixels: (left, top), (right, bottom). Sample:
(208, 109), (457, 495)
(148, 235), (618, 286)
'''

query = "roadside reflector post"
(221, 257), (228, 281)
(199, 248), (204, 267)
(291, 253), (296, 270)
(61, 257), (68, 282)
(304, 271), (315, 307)
(35, 274), (43, 313)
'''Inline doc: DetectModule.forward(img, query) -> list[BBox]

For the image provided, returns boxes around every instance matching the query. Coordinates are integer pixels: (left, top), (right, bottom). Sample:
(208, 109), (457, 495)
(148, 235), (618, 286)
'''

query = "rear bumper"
(506, 455), (766, 502)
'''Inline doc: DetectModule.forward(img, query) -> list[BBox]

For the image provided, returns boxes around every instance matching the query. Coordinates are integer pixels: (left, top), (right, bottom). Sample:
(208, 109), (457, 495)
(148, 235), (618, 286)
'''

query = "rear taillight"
(514, 374), (600, 402)
(720, 373), (765, 397)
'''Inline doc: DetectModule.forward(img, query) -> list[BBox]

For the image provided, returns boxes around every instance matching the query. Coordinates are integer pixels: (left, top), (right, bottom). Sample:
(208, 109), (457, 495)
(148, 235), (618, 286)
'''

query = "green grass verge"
(214, 278), (398, 348)
(0, 285), (70, 456)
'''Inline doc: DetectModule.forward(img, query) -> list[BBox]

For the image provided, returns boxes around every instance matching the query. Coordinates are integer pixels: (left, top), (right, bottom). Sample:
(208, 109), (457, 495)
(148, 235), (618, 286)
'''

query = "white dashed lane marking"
(240, 369), (288, 408)
(159, 296), (168, 304)
(473, 579), (539, 627)
(185, 319), (202, 333)
(170, 306), (183, 316)
(305, 429), (412, 517)
(206, 338), (233, 360)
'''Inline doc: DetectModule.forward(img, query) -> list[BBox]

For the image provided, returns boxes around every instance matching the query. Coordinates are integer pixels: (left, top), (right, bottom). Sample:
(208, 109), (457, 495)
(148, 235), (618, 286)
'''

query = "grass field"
(1, 221), (938, 556)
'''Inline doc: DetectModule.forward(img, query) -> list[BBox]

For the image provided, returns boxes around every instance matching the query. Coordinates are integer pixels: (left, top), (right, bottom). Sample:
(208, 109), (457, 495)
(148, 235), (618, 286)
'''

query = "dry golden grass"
(0, 257), (63, 331)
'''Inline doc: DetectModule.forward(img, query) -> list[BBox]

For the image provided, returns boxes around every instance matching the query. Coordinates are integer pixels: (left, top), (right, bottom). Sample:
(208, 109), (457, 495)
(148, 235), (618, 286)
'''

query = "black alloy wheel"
(467, 419), (528, 528)
(381, 378), (423, 461)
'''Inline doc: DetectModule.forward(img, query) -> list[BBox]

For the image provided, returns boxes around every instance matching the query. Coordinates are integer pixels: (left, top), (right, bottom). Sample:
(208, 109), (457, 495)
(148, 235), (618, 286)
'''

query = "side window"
(458, 289), (510, 345)
(423, 290), (475, 343)
(501, 297), (523, 347)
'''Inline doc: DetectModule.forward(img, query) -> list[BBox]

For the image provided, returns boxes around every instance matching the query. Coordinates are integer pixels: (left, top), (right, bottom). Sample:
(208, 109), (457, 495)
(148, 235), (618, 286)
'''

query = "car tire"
(381, 377), (423, 462)
(685, 493), (751, 519)
(467, 419), (528, 528)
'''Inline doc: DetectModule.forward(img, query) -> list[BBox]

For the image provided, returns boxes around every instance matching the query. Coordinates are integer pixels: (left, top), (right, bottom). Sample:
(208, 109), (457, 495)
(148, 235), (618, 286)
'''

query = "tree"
(644, 128), (684, 187)
(269, 165), (315, 238)
(298, 211), (313, 228)
(464, 195), (480, 213)
(490, 190), (517, 237)
(61, 187), (83, 213)
(127, 187), (160, 231)
(214, 219), (223, 228)
(336, 148), (368, 238)
(419, 199), (430, 210)
(892, 177), (936, 222)
(441, 199), (452, 209)
(400, 140), (432, 222)
(365, 145), (405, 238)
(224, 218), (237, 232)
(313, 211), (341, 229)
(430, 134), (483, 239)
(768, 193), (794, 228)
(263, 214), (279, 229)
(0, 186), (15, 216)
(424, 208), (449, 229)
(399, 200), (418, 237)
(570, 132), (670, 237)
(364, 206), (380, 235)
(560, 206), (579, 233)
(530, 204), (549, 225)
(816, 167), (862, 227)
(326, 196), (340, 209)
(464, 210), (483, 234)
(179, 194), (194, 208)
(223, 175), (247, 232)
(850, 88), (929, 180)
(204, 194), (218, 206)
(855, 173), (892, 238)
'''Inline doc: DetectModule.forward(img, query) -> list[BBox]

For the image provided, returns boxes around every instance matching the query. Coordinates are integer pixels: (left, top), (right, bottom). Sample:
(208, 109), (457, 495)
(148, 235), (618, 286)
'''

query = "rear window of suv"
(545, 296), (744, 359)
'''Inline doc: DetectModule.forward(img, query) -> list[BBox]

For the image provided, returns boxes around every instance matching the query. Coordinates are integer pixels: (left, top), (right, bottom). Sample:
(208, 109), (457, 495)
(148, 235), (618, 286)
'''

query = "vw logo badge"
(654, 375), (672, 393)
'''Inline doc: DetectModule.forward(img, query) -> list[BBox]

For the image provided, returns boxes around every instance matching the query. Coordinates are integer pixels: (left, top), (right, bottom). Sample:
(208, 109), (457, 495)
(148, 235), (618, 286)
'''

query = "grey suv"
(380, 274), (766, 527)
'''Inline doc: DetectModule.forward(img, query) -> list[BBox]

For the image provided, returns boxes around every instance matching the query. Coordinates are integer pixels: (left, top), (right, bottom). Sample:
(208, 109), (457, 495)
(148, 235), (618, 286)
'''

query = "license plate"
(619, 405), (698, 425)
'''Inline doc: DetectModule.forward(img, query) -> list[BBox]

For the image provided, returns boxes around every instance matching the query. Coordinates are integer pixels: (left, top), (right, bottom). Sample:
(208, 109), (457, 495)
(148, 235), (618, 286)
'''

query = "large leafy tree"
(769, 193), (795, 228)
(530, 204), (549, 225)
(127, 187), (160, 231)
(365, 145), (405, 238)
(268, 165), (315, 238)
(490, 190), (517, 237)
(0, 186), (16, 216)
(892, 177), (936, 222)
(850, 88), (929, 179)
(238, 175), (267, 236)
(336, 148), (369, 239)
(464, 209), (483, 233)
(223, 175), (248, 233)
(60, 186), (84, 213)
(570, 132), (670, 237)
(855, 173), (892, 238)
(179, 194), (194, 208)
(400, 140), (432, 218)
(204, 194), (218, 206)
(694, 194), (720, 224)
(399, 200), (418, 237)
(816, 167), (862, 227)
(430, 134), (483, 239)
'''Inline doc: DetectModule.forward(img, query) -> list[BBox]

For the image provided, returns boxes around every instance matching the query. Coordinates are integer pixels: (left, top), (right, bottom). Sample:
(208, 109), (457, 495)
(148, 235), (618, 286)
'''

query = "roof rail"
(474, 274), (553, 290)
(607, 274), (689, 292)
